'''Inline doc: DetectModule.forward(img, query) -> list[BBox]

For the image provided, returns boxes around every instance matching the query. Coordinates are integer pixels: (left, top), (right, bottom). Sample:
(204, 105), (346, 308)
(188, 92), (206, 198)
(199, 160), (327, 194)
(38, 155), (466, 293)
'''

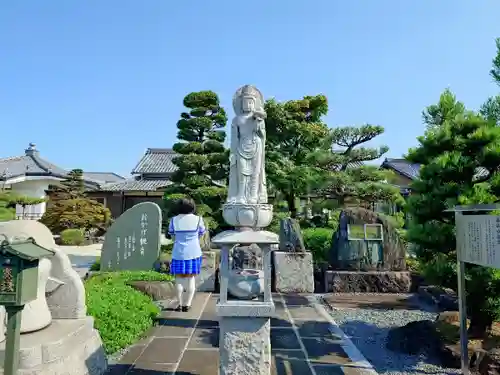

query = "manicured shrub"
(85, 271), (173, 354)
(89, 257), (101, 271)
(60, 228), (85, 245)
(302, 227), (334, 264)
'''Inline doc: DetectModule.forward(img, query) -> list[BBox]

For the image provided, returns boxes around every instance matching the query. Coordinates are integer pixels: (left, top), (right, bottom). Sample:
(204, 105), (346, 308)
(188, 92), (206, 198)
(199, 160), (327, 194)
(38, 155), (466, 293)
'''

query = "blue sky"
(1, 1), (499, 178)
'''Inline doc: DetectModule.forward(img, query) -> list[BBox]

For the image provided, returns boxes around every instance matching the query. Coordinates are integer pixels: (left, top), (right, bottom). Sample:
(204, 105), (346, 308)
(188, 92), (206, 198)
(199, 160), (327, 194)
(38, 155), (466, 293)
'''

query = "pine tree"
(264, 95), (332, 218)
(406, 89), (500, 336)
(163, 91), (228, 230)
(319, 125), (403, 207)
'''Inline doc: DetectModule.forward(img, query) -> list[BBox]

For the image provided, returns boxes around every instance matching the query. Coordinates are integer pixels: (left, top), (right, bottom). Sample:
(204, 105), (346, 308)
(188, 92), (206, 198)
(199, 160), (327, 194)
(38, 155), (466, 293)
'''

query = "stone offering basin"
(227, 269), (264, 300)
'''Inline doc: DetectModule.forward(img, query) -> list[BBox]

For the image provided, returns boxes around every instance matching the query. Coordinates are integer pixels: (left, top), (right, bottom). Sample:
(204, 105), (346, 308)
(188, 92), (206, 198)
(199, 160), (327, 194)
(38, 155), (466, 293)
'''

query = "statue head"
(233, 85), (264, 115)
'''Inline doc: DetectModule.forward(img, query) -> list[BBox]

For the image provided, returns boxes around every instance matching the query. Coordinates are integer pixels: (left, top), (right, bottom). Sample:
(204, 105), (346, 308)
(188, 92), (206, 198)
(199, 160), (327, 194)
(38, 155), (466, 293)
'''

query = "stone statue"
(228, 85), (268, 205)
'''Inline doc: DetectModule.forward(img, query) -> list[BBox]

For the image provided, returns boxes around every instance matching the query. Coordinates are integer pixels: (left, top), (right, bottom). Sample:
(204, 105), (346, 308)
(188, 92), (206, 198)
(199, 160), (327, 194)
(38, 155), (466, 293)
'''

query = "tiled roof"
(0, 144), (102, 189)
(99, 178), (172, 192)
(380, 158), (421, 180)
(0, 152), (67, 180)
(381, 158), (491, 181)
(83, 172), (126, 183)
(132, 148), (177, 175)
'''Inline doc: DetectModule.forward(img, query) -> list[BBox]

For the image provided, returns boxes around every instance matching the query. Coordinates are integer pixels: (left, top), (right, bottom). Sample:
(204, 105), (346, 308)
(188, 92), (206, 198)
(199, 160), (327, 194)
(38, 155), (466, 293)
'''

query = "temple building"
(85, 148), (176, 218)
(0, 143), (124, 219)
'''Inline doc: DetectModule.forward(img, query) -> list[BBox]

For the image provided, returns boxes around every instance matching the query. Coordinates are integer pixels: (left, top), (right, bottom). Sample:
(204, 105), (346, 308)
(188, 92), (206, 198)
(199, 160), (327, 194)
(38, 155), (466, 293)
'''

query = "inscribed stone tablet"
(100, 202), (161, 271)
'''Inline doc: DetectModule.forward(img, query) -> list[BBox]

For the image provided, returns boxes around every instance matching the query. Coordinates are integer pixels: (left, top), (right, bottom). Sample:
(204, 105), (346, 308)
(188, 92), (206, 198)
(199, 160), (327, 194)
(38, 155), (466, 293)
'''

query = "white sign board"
(456, 214), (500, 269)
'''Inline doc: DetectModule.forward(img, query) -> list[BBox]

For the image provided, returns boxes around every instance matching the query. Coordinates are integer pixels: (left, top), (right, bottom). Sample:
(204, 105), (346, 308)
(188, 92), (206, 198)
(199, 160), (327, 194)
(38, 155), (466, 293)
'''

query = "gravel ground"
(322, 294), (462, 375)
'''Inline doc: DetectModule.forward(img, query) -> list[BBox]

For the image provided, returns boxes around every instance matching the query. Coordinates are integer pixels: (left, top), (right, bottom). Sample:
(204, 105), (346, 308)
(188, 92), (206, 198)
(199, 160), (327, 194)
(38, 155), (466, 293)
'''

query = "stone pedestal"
(0, 317), (107, 375)
(213, 230), (278, 375)
(220, 316), (271, 375)
(273, 252), (314, 293)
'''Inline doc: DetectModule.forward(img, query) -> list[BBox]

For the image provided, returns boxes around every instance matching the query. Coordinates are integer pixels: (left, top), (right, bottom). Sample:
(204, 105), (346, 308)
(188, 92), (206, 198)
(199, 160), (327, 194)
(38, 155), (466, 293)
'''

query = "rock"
(232, 243), (262, 270)
(436, 311), (460, 324)
(128, 280), (175, 301)
(386, 320), (440, 355)
(418, 285), (459, 311)
(279, 218), (305, 252)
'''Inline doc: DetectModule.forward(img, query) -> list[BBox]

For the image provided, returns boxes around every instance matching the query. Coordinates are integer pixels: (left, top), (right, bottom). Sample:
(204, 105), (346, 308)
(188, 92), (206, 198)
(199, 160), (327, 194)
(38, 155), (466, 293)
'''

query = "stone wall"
(324, 270), (412, 293)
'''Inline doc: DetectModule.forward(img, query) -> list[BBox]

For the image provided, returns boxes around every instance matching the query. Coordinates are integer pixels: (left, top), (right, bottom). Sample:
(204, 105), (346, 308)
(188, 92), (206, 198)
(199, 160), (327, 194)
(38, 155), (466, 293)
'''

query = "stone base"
(273, 252), (314, 293)
(324, 271), (411, 293)
(219, 316), (271, 375)
(196, 250), (219, 292)
(0, 317), (107, 375)
(216, 300), (275, 318)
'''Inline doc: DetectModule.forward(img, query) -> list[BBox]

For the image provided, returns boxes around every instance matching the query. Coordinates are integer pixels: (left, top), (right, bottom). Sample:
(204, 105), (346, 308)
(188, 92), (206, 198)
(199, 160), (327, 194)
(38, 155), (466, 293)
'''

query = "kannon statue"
(227, 85), (268, 205)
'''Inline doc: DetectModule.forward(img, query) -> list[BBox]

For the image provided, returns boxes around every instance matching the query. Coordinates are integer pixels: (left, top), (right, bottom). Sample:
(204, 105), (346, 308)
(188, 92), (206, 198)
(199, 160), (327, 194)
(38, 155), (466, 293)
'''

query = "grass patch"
(85, 270), (173, 354)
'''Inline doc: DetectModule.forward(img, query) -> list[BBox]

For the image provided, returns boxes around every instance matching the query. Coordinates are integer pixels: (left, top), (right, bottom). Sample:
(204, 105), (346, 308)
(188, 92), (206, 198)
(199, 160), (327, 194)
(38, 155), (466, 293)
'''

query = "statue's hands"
(253, 110), (266, 120)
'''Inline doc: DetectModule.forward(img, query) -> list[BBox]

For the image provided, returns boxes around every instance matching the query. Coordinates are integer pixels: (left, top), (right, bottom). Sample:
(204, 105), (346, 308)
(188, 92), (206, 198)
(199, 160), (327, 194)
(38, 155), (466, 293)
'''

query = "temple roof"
(83, 172), (126, 184)
(0, 143), (103, 189)
(0, 143), (69, 180)
(380, 157), (490, 181)
(99, 178), (172, 192)
(132, 148), (177, 175)
(380, 158), (421, 180)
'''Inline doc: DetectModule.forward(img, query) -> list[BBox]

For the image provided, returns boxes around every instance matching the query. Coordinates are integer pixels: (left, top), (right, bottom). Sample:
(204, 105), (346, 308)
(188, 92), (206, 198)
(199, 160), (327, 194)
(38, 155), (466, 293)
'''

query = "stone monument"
(100, 202), (161, 271)
(212, 85), (279, 375)
(274, 218), (314, 293)
(0, 220), (107, 375)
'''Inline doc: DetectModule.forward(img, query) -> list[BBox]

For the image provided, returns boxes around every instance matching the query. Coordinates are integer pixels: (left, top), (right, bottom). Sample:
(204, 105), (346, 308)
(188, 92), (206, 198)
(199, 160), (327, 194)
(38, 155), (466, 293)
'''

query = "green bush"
(90, 257), (101, 271)
(420, 253), (457, 288)
(85, 271), (173, 354)
(302, 227), (334, 265)
(60, 228), (85, 245)
(268, 211), (289, 234)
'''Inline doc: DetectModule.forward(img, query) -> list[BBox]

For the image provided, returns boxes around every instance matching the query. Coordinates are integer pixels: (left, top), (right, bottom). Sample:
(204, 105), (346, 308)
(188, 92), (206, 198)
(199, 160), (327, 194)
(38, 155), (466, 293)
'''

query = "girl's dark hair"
(177, 198), (196, 215)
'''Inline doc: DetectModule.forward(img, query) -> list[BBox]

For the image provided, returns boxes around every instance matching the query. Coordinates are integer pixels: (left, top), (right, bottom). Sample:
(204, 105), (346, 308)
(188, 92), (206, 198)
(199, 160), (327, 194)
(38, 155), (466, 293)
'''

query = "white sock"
(175, 277), (184, 306)
(185, 276), (196, 307)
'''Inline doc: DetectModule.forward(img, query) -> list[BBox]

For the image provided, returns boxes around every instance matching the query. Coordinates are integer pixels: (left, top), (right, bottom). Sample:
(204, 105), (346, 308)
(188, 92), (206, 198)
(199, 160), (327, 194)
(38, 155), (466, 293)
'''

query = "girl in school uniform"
(168, 198), (205, 312)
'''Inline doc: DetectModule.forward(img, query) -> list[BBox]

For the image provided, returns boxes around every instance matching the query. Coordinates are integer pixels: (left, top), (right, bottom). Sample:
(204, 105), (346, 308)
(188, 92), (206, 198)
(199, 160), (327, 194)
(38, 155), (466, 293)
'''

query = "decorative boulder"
(279, 218), (306, 252)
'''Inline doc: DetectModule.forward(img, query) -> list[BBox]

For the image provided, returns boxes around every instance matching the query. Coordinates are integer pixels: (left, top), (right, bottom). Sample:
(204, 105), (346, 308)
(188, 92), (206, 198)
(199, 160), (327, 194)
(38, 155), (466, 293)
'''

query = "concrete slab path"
(106, 293), (377, 375)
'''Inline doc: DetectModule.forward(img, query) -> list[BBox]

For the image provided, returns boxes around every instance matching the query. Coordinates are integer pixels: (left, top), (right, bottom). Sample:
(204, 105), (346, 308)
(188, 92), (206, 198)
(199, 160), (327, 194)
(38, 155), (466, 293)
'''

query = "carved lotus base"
(222, 203), (273, 229)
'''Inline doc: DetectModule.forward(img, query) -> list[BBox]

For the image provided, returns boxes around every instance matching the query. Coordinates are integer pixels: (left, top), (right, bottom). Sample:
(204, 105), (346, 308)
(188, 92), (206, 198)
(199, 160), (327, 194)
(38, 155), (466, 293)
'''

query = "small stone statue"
(227, 85), (268, 205)
(232, 244), (263, 270)
(279, 218), (306, 252)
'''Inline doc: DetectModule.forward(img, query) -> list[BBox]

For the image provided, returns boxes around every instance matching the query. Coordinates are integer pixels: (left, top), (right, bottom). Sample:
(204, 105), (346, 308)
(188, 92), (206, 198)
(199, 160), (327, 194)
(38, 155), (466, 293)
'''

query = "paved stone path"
(106, 293), (377, 375)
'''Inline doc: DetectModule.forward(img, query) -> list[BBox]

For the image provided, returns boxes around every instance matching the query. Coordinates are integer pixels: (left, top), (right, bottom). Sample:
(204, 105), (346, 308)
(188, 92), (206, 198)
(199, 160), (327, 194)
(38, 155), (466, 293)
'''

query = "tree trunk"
(286, 195), (297, 218)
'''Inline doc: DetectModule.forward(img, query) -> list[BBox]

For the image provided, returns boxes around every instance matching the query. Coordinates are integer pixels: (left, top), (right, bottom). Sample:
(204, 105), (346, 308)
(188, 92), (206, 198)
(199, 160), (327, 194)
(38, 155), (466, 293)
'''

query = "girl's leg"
(175, 276), (185, 309)
(185, 275), (196, 308)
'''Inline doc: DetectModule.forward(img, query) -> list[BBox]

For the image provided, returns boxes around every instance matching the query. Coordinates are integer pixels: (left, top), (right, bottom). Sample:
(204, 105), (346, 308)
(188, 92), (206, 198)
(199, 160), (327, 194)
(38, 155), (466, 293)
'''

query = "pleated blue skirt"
(170, 256), (203, 275)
